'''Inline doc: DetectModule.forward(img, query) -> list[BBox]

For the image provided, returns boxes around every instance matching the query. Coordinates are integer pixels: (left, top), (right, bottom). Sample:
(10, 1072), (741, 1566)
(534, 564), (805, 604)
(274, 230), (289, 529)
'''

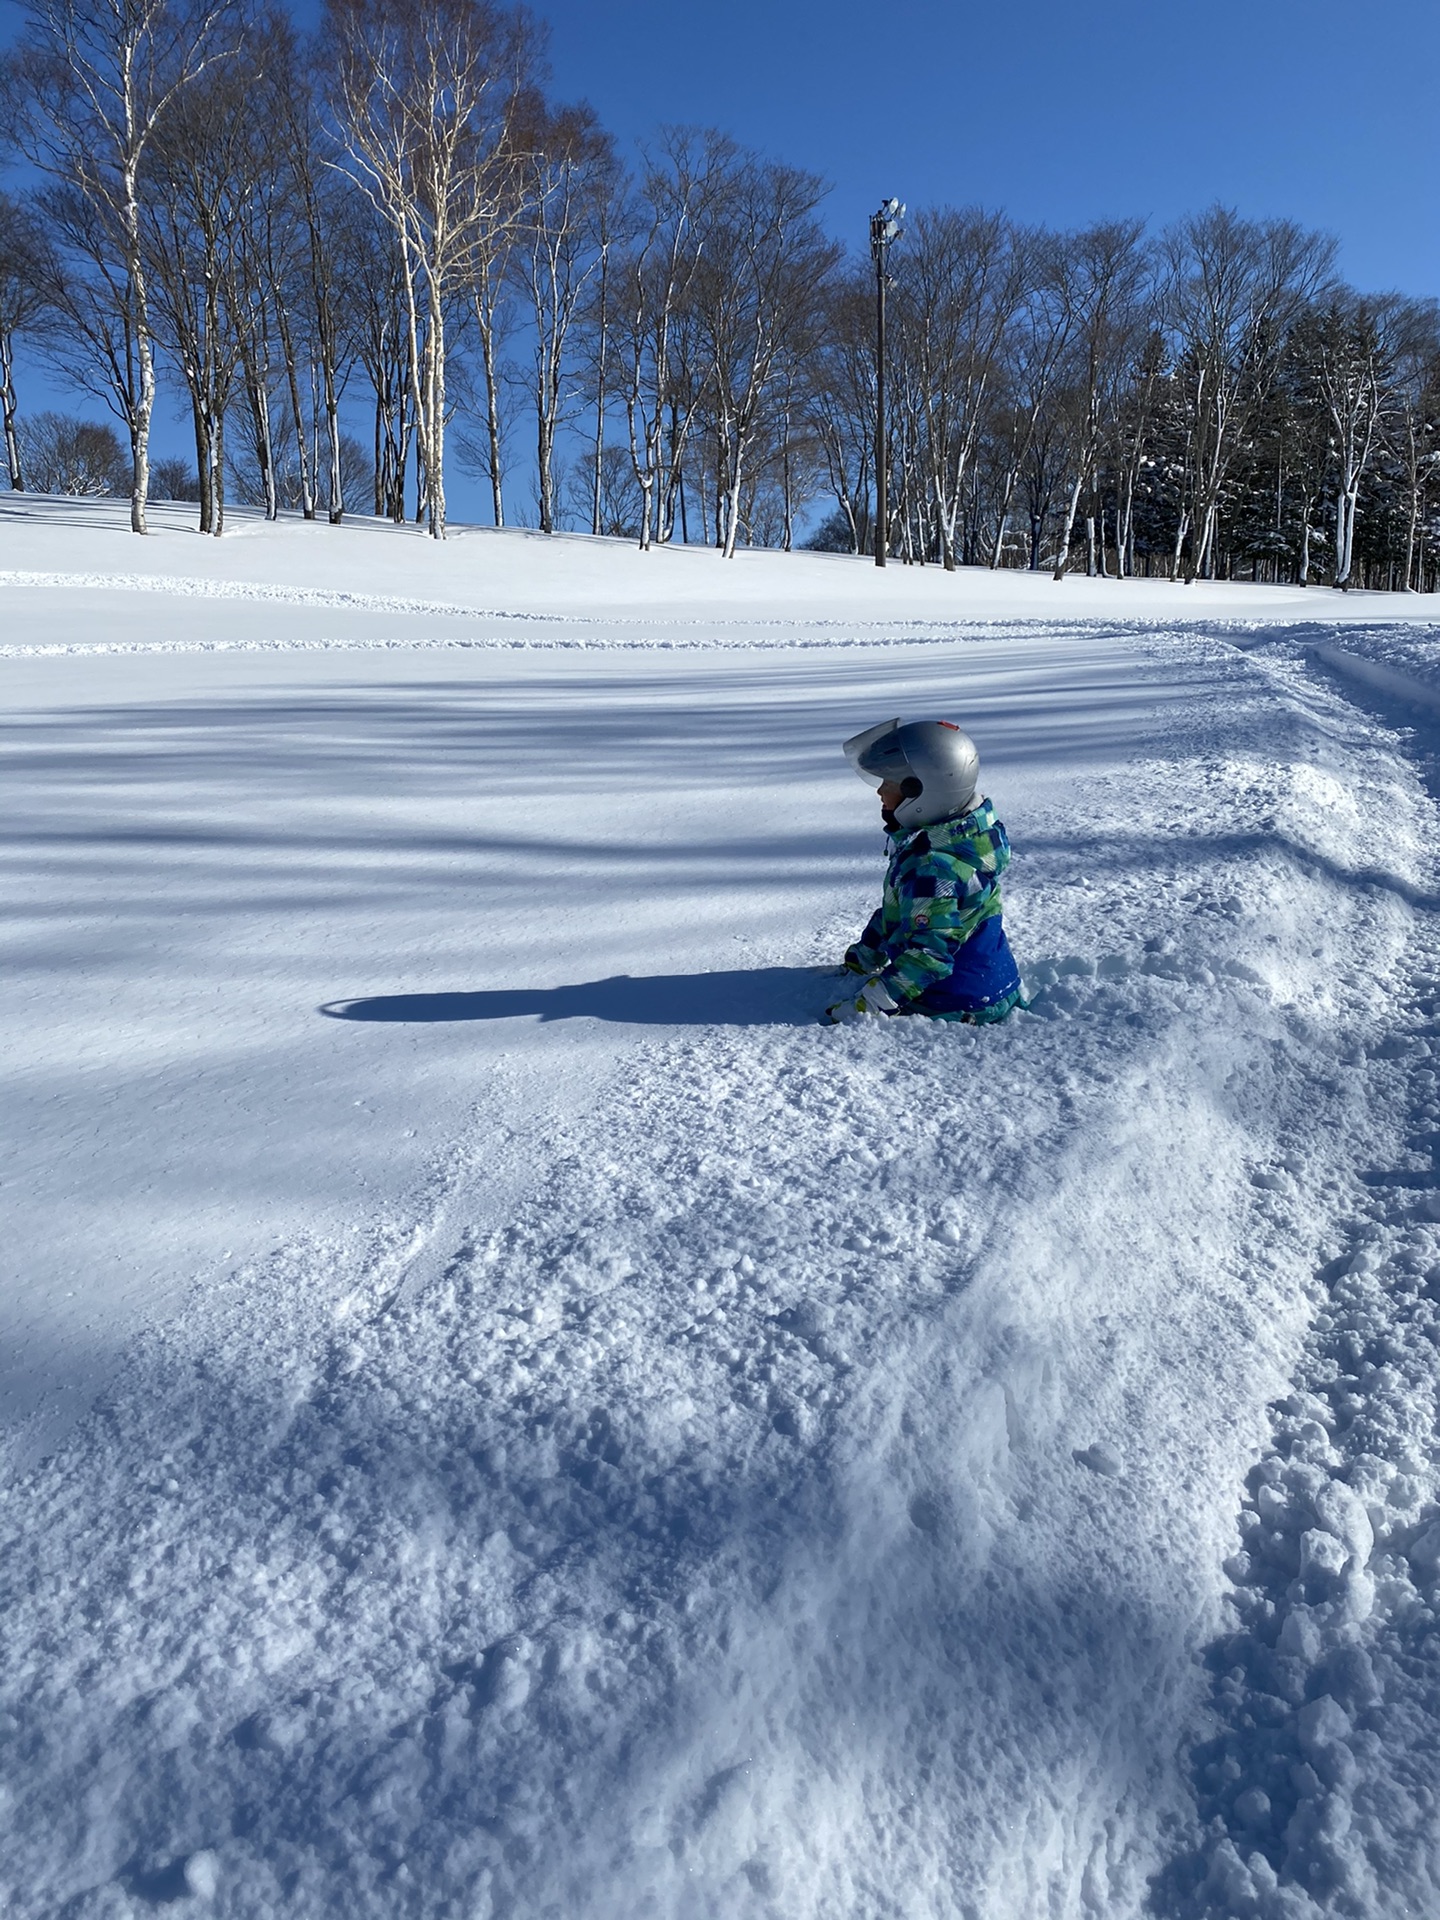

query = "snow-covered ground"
(4, 499), (1440, 1918)
(11, 493), (1440, 637)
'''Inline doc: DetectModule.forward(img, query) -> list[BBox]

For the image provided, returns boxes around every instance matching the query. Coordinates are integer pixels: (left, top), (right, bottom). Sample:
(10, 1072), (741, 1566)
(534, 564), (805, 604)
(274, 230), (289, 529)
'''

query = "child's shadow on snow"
(320, 967), (836, 1028)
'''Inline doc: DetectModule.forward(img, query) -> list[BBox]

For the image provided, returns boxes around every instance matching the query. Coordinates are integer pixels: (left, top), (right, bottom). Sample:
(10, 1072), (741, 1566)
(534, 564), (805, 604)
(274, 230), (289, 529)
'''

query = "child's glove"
(823, 975), (900, 1025)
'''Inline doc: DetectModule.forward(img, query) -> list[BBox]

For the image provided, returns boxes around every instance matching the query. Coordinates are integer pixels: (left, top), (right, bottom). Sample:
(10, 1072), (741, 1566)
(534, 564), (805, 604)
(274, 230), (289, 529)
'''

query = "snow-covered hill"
(9, 493), (1440, 635)
(4, 499), (1440, 1919)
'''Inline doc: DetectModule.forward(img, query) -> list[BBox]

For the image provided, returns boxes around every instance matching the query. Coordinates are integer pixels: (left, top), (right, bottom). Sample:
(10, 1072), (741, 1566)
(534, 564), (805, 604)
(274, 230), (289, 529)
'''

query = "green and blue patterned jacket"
(844, 798), (1020, 1012)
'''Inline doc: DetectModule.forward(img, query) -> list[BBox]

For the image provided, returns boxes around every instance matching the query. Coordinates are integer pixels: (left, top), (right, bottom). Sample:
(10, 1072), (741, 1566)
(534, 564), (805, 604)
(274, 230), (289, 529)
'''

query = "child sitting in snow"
(824, 717), (1025, 1026)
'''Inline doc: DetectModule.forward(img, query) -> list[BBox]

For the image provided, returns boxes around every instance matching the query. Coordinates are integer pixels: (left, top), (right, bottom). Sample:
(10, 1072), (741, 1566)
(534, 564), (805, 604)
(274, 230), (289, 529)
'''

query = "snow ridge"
(0, 568), (585, 624)
(1160, 653), (1440, 1920)
(0, 626), (1064, 657)
(0, 567), (1046, 644)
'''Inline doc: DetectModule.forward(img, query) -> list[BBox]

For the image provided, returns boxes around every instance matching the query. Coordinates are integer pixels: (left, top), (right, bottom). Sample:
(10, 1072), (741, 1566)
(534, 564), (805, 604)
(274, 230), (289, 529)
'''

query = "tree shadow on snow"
(320, 966), (837, 1028)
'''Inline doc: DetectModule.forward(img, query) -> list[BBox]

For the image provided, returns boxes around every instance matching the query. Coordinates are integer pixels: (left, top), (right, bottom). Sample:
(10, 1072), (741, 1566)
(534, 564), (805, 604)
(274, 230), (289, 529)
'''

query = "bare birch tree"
(1163, 206), (1335, 581)
(144, 48), (265, 533)
(268, 26), (355, 523)
(30, 181), (149, 476)
(1293, 293), (1419, 587)
(1389, 306), (1440, 592)
(5, 0), (246, 531)
(327, 0), (541, 539)
(464, 232), (516, 524)
(0, 194), (52, 488)
(984, 227), (1073, 568)
(1049, 219), (1152, 579)
(692, 154), (838, 557)
(805, 269), (876, 553)
(896, 208), (1027, 571)
(572, 163), (633, 537)
(616, 128), (738, 550)
(339, 194), (412, 518)
(517, 103), (616, 533)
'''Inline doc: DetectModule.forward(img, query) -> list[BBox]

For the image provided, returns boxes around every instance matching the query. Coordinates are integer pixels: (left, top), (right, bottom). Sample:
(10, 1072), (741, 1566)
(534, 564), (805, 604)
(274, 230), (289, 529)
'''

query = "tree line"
(2, 0), (1439, 587)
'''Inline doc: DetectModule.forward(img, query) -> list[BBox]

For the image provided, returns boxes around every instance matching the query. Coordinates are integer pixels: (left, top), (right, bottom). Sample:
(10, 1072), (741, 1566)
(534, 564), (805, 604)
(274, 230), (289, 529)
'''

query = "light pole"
(870, 197), (904, 567)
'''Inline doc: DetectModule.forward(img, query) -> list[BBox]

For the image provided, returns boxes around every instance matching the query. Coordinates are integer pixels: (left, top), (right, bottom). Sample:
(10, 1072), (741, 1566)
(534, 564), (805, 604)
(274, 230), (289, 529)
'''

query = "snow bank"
(1156, 650), (1440, 1920)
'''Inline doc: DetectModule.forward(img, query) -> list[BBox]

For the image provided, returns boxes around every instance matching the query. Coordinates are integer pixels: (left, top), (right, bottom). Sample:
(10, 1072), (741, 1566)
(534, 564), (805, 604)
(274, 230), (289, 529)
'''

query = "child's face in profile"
(878, 780), (905, 829)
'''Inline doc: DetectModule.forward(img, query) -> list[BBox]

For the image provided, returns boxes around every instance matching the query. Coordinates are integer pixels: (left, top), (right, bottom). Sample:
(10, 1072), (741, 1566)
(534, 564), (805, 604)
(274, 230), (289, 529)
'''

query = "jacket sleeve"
(874, 866), (1002, 1002)
(842, 907), (888, 974)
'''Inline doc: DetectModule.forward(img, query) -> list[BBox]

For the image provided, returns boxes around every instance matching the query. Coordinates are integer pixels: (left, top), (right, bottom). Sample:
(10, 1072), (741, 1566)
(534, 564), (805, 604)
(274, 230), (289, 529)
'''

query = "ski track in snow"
(6, 569), (1436, 663)
(6, 605), (1440, 1914)
(0, 569), (1089, 649)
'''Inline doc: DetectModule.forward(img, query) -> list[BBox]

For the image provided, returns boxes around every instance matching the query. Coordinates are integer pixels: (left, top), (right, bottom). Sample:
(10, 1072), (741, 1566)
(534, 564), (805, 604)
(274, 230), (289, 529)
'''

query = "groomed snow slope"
(9, 493), (1440, 635)
(4, 501), (1440, 1919)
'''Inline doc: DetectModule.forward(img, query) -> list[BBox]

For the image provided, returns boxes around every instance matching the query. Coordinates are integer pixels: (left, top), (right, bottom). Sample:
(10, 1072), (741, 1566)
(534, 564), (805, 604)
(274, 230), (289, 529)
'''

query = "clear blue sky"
(530, 0), (1439, 298)
(5, 0), (1431, 289)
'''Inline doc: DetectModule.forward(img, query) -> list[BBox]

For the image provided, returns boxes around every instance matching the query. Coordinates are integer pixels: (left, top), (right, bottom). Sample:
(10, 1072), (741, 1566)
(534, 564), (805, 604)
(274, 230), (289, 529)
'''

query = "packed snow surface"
(5, 499), (1440, 1918)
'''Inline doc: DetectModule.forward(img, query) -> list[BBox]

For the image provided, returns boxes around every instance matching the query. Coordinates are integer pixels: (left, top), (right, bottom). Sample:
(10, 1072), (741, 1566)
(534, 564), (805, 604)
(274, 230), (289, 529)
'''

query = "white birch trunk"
(0, 328), (23, 489)
(122, 159), (154, 536)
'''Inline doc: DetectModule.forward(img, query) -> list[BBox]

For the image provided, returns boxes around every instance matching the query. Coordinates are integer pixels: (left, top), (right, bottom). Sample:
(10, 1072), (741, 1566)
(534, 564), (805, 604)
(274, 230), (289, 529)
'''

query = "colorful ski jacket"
(844, 797), (1022, 1015)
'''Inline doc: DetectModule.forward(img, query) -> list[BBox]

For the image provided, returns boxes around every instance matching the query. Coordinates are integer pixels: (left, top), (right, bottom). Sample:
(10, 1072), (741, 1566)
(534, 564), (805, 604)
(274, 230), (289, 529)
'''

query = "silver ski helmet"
(843, 717), (981, 831)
